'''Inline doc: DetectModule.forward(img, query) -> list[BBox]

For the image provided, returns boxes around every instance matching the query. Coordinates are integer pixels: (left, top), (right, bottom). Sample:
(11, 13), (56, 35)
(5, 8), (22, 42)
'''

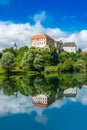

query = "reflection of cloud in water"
(0, 92), (33, 116)
(35, 115), (48, 124)
(0, 92), (48, 124)
(75, 86), (87, 105)
(68, 86), (87, 105)
(0, 91), (66, 124)
(0, 86), (87, 124)
(49, 99), (66, 109)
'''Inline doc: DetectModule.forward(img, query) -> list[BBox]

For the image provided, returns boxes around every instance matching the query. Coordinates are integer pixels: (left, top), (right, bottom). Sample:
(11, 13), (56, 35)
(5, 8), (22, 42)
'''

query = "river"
(0, 73), (87, 130)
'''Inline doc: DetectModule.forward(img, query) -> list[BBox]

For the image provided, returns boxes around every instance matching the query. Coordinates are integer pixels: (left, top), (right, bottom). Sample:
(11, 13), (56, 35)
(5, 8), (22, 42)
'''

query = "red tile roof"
(32, 34), (54, 41)
(33, 103), (48, 108)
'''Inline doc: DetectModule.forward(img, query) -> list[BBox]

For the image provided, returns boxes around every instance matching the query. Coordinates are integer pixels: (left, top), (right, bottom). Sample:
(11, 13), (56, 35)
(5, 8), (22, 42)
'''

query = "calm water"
(0, 74), (87, 130)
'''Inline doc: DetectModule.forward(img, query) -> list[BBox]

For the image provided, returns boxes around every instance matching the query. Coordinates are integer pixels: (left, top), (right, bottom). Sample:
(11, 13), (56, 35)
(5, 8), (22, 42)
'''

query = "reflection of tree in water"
(0, 73), (87, 97)
(20, 75), (37, 96)
(34, 75), (59, 96)
(19, 75), (59, 96)
(0, 76), (18, 96)
(58, 74), (86, 90)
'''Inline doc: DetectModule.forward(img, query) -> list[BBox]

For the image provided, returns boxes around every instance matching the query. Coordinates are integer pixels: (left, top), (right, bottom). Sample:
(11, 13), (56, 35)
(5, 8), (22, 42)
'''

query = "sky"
(0, 0), (87, 50)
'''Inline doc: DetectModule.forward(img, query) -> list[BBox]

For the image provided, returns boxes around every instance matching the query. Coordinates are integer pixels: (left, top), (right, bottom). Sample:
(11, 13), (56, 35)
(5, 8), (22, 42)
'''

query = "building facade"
(63, 42), (77, 53)
(55, 40), (63, 53)
(31, 34), (54, 49)
(32, 94), (48, 107)
(63, 87), (77, 97)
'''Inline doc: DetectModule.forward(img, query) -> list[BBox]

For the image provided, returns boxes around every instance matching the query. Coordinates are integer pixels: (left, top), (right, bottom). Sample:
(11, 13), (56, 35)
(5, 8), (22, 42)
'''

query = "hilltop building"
(31, 34), (54, 49)
(31, 34), (77, 53)
(55, 40), (63, 53)
(13, 43), (17, 50)
(63, 42), (77, 53)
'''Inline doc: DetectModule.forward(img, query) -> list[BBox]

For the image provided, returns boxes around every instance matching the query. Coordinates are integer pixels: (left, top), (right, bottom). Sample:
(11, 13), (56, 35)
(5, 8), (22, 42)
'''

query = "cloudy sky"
(0, 0), (87, 50)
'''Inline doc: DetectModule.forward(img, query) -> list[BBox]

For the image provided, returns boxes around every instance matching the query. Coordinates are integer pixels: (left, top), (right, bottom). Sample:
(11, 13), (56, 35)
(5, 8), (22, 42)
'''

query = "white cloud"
(0, 11), (87, 50)
(33, 11), (46, 23)
(0, 20), (66, 50)
(60, 30), (87, 49)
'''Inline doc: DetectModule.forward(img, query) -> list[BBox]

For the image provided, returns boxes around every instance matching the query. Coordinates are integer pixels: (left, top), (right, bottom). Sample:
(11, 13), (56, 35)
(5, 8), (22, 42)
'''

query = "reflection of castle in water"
(32, 87), (77, 108)
(63, 87), (77, 97)
(32, 94), (48, 107)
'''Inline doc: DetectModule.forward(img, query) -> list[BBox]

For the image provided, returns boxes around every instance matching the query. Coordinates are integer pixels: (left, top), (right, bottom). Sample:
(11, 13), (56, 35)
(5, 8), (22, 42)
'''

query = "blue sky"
(0, 0), (87, 31)
(0, 0), (87, 50)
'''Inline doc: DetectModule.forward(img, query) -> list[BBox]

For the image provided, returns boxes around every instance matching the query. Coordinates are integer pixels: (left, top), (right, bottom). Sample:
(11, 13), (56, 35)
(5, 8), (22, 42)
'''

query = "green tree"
(40, 49), (50, 65)
(58, 58), (75, 73)
(77, 48), (82, 53)
(2, 47), (16, 56)
(0, 52), (2, 58)
(33, 54), (45, 72)
(57, 63), (64, 73)
(1, 52), (15, 74)
(63, 58), (75, 72)
(75, 59), (86, 72)
(21, 47), (37, 70)
(49, 46), (58, 65)
(58, 51), (69, 63)
(15, 46), (28, 68)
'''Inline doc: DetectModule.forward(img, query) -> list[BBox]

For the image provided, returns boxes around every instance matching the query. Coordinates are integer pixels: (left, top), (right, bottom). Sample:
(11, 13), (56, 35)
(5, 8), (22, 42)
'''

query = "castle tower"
(13, 43), (17, 50)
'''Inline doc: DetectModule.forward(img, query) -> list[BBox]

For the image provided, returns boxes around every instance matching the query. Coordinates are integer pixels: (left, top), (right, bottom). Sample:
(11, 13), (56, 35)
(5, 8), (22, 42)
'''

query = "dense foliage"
(1, 52), (15, 74)
(0, 74), (86, 96)
(0, 46), (87, 73)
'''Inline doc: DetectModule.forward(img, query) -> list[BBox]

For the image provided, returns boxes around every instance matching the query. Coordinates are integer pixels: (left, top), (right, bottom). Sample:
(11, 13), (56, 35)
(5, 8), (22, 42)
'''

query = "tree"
(75, 59), (86, 72)
(57, 63), (64, 73)
(49, 46), (58, 65)
(58, 51), (69, 63)
(0, 52), (2, 58)
(15, 46), (28, 68)
(58, 58), (75, 73)
(63, 58), (75, 72)
(33, 54), (45, 72)
(21, 47), (37, 70)
(40, 49), (50, 65)
(2, 47), (16, 56)
(77, 48), (82, 53)
(1, 52), (15, 74)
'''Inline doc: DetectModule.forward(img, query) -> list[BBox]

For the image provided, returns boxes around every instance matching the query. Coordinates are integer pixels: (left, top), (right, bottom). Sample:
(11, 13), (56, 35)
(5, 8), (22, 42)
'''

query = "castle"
(31, 34), (77, 53)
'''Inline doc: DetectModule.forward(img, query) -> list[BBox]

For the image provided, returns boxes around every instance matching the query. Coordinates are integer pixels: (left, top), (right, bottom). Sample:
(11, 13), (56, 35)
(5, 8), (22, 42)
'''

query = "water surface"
(0, 74), (87, 130)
